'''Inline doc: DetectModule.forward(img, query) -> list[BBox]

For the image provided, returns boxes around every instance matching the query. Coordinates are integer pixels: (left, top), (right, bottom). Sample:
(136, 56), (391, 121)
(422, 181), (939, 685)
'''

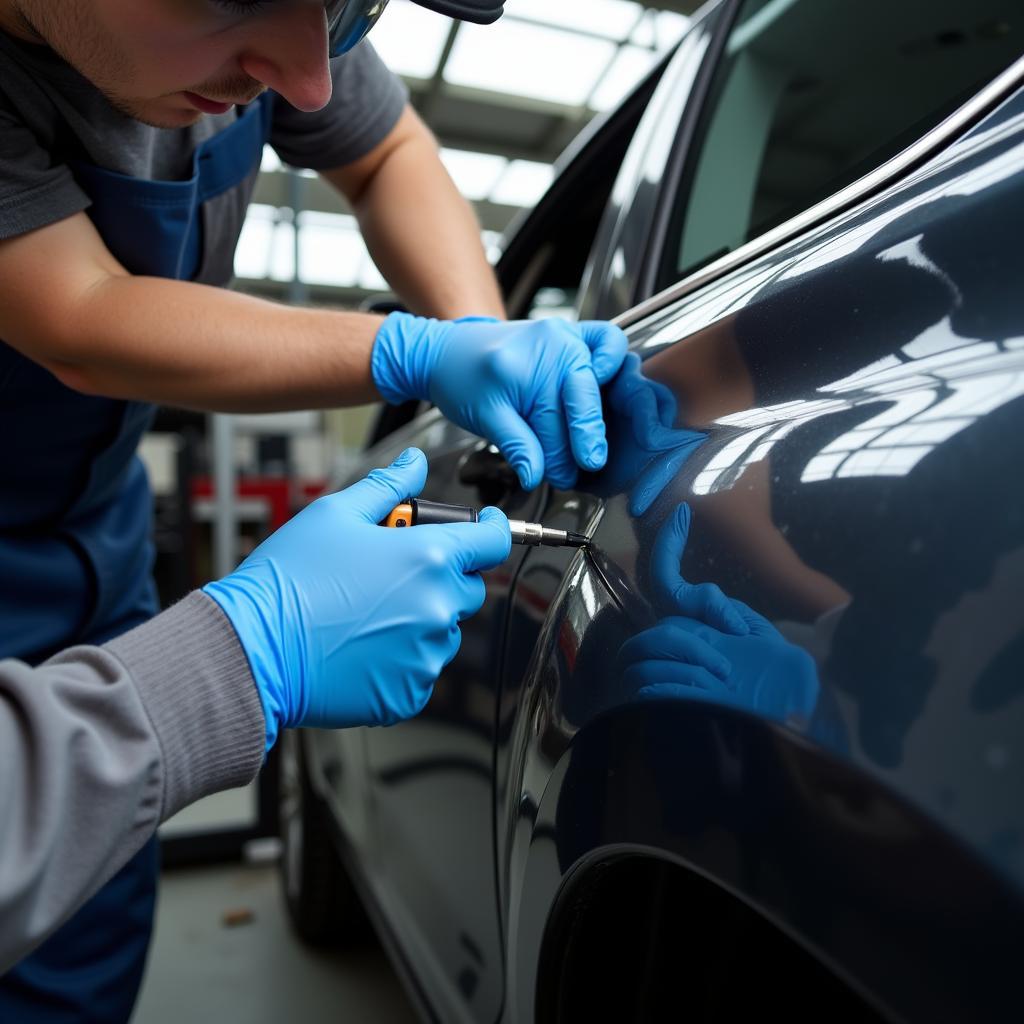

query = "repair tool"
(385, 499), (589, 549)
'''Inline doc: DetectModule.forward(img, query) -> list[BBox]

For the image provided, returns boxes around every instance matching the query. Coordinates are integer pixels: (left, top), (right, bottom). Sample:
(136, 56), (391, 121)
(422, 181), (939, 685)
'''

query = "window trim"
(618, 50), (1024, 332)
(632, 0), (744, 307)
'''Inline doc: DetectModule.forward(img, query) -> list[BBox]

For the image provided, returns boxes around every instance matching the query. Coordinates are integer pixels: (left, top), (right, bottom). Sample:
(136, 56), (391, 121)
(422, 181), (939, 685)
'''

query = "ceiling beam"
(638, 0), (706, 13)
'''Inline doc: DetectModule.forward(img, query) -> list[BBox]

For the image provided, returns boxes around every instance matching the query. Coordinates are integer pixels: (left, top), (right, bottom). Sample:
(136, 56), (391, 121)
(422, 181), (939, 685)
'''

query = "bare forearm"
(57, 276), (384, 412)
(331, 115), (506, 320)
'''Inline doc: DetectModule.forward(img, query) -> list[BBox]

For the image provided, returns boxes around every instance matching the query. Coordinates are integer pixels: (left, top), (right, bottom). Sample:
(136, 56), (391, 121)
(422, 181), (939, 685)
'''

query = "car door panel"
(500, 85), (1024, 1022)
(328, 409), (544, 1024)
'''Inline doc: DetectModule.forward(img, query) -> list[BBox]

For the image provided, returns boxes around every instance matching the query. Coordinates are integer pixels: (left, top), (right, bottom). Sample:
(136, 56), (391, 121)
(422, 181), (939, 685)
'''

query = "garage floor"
(132, 859), (417, 1023)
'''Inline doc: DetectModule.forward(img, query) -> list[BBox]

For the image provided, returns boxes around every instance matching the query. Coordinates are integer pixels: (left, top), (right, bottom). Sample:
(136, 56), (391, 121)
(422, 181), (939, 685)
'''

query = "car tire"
(278, 729), (369, 947)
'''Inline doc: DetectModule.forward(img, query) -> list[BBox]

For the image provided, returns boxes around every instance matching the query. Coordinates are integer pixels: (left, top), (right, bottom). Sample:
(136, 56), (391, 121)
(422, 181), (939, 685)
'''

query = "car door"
(316, 28), (714, 1024)
(498, 3), (1024, 1020)
(353, 416), (541, 1024)
(304, 42), (684, 1024)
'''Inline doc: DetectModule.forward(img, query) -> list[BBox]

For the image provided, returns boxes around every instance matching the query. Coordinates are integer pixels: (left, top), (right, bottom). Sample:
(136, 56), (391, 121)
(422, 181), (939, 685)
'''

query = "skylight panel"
(235, 204), (295, 281)
(358, 257), (388, 291)
(234, 206), (274, 279)
(506, 0), (642, 40)
(260, 146), (282, 173)
(444, 20), (617, 106)
(369, 0), (453, 80)
(654, 11), (690, 50)
(269, 219), (295, 282)
(440, 148), (508, 201)
(482, 230), (503, 264)
(490, 159), (554, 207)
(297, 211), (364, 287)
(589, 44), (658, 112)
(630, 10), (657, 48)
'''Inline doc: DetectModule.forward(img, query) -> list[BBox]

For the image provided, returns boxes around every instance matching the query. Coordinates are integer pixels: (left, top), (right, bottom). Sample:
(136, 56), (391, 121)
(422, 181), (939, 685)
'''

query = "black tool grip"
(411, 499), (479, 525)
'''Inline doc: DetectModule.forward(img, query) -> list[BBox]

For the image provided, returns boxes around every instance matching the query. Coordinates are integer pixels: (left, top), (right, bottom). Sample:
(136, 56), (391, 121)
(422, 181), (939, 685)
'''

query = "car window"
(659, 0), (1023, 287)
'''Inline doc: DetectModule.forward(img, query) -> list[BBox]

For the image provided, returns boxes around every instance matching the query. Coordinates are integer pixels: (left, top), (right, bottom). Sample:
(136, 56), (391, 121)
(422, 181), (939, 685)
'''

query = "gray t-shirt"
(0, 30), (408, 283)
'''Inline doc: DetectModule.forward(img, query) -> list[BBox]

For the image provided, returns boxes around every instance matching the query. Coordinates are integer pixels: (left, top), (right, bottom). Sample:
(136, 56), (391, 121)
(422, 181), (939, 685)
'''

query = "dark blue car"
(280, 1), (1024, 1019)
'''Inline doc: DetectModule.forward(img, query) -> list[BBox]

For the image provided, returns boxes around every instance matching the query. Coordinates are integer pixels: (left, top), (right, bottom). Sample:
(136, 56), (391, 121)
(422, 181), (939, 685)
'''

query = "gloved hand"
(616, 503), (819, 723)
(601, 353), (707, 517)
(203, 448), (511, 750)
(371, 313), (628, 491)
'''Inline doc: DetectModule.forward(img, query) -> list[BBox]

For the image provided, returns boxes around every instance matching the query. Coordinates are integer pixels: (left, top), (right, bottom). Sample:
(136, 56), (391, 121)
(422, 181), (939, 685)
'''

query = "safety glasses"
(327, 0), (504, 57)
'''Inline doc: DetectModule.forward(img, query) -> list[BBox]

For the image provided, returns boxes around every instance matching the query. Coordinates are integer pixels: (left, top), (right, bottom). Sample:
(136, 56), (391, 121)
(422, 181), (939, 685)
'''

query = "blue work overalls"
(0, 94), (274, 1023)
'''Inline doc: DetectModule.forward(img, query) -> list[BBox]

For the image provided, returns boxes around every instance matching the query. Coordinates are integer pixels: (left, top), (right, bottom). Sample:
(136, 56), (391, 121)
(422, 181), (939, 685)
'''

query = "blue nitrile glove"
(616, 503), (819, 723)
(371, 313), (628, 491)
(601, 353), (707, 517)
(203, 448), (511, 751)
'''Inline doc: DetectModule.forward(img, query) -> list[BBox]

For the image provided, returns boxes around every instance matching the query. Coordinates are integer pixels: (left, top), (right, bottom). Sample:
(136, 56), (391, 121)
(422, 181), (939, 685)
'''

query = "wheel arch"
(503, 701), (1023, 1023)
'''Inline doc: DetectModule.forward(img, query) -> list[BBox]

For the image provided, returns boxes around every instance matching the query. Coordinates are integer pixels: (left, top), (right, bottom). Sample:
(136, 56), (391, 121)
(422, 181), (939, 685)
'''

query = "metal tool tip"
(566, 532), (590, 548)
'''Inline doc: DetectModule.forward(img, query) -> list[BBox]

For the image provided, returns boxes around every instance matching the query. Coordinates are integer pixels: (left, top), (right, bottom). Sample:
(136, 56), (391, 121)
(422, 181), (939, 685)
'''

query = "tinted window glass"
(662, 0), (1022, 284)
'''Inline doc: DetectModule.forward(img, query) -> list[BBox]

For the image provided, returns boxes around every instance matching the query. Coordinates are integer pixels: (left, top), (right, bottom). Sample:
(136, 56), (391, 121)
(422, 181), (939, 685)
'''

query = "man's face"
(6, 0), (334, 127)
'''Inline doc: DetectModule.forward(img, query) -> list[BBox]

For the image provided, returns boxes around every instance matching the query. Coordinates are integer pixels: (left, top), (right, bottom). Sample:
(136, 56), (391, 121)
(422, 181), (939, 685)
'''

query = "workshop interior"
(2, 0), (1022, 1021)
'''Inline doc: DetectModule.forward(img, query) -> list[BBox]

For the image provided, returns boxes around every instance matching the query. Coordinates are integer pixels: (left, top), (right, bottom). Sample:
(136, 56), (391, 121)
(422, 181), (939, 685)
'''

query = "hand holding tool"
(385, 497), (588, 549)
(371, 314), (628, 491)
(204, 448), (511, 750)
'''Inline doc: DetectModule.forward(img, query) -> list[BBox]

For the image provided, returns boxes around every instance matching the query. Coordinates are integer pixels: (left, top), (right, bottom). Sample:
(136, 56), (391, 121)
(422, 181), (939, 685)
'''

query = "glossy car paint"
(501, 84), (1024, 1022)
(303, 14), (1024, 1024)
(308, 414), (548, 1023)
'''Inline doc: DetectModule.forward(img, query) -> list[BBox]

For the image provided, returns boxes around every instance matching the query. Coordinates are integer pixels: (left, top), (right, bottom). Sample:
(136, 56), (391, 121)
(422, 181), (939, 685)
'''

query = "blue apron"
(0, 94), (274, 1023)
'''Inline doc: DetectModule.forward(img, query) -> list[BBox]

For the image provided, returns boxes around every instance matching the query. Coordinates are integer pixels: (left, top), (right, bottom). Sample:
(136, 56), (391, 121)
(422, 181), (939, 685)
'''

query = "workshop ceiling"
(241, 0), (703, 304)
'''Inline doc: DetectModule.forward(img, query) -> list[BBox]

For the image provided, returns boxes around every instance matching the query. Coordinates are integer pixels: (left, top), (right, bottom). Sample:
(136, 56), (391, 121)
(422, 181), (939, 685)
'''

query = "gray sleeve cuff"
(105, 592), (266, 820)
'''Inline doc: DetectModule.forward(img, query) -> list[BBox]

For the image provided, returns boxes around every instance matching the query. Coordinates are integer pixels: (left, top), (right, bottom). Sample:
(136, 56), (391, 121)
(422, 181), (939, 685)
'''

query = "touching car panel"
(500, 79), (1024, 1023)
(287, 2), (1024, 1020)
(328, 411), (542, 1024)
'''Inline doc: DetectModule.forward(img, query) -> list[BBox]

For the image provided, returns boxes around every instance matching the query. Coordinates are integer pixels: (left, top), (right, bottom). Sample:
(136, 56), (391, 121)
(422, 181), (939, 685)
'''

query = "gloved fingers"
(339, 447), (428, 523)
(617, 621), (731, 681)
(609, 351), (643, 412)
(527, 401), (578, 491)
(628, 378), (680, 451)
(651, 503), (749, 634)
(454, 571), (488, 621)
(561, 363), (608, 474)
(652, 376), (678, 428)
(439, 505), (512, 573)
(576, 321), (629, 384)
(729, 598), (783, 639)
(479, 402), (545, 491)
(622, 661), (730, 697)
(670, 581), (749, 637)
(629, 440), (704, 518)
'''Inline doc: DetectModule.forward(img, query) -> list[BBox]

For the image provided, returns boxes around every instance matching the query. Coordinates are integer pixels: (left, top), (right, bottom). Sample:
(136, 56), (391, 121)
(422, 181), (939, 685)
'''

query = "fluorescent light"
(440, 148), (508, 200)
(505, 0), (642, 40)
(444, 20), (617, 106)
(490, 159), (554, 207)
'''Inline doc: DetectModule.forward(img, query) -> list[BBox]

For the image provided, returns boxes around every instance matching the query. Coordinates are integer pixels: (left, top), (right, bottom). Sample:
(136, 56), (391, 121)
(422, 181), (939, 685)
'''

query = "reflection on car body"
(285, 1), (1024, 1020)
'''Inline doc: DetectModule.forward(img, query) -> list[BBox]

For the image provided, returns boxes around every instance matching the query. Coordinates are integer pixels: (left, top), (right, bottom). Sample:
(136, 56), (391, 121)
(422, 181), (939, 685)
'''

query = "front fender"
(504, 701), (1023, 1022)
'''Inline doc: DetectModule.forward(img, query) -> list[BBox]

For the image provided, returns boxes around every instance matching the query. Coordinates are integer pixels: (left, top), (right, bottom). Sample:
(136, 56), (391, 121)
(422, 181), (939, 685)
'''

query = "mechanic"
(0, 0), (627, 1018)
(0, 447), (511, 974)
